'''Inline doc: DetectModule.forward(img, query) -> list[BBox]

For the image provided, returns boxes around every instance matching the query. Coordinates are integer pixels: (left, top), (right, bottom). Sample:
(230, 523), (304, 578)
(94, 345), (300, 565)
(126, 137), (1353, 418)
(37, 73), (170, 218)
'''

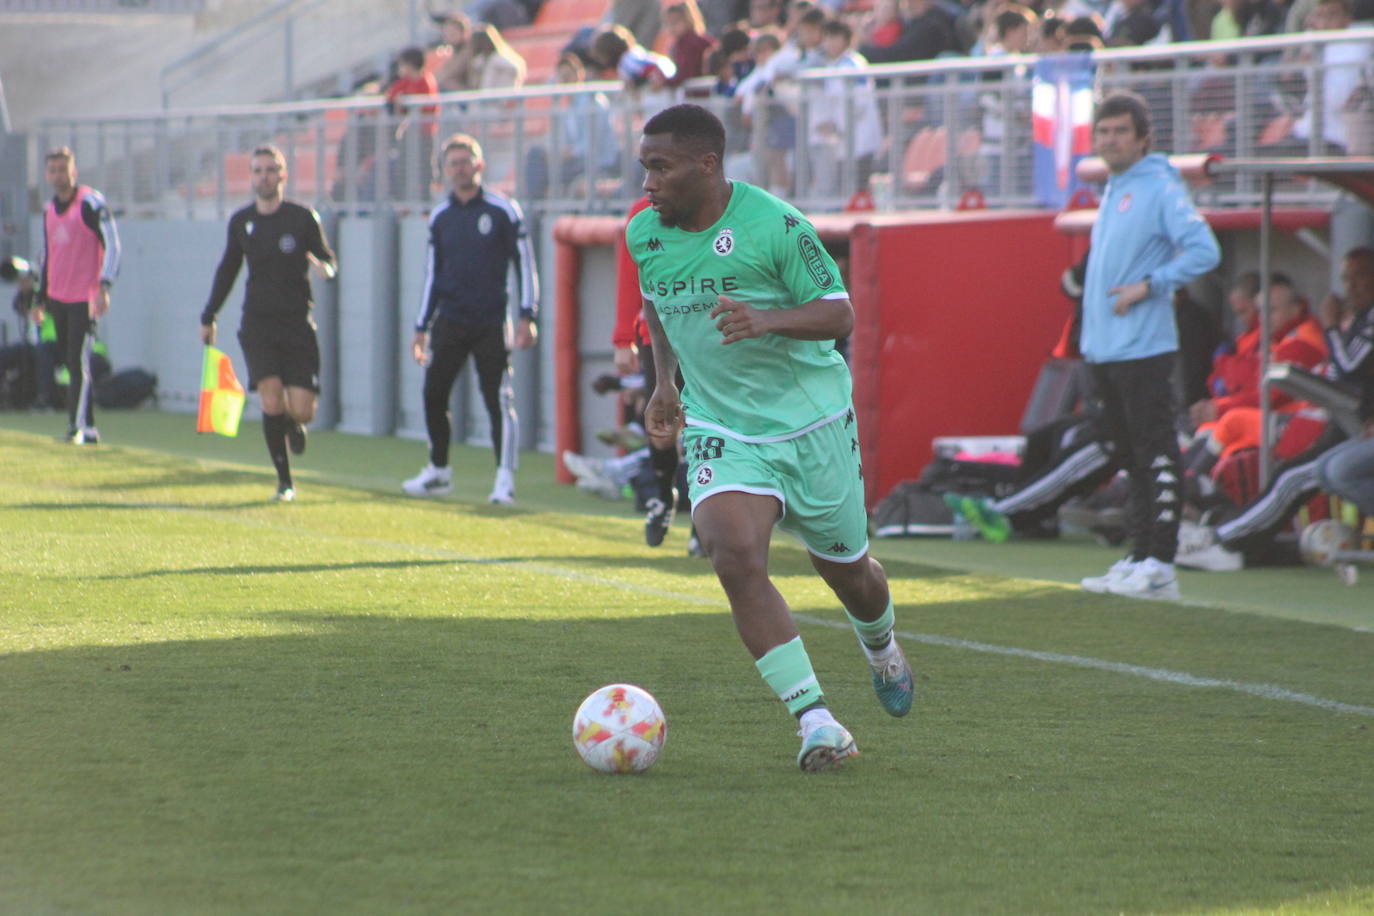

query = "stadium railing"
(33, 28), (1374, 220)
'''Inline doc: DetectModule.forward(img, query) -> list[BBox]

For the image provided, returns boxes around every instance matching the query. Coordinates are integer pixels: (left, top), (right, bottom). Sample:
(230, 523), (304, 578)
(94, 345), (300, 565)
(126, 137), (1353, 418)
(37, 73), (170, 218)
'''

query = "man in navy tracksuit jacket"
(402, 133), (539, 505)
(1078, 92), (1221, 600)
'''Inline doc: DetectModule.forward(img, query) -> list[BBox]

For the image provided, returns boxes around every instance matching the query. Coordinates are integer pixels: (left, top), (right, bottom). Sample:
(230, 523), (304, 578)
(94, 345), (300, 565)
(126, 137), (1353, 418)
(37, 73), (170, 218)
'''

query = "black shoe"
(644, 497), (673, 547)
(287, 422), (307, 455)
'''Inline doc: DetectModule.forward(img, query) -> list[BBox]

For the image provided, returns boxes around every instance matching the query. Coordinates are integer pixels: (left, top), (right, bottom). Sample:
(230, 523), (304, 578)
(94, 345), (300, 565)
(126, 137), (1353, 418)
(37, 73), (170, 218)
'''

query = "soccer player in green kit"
(629, 104), (914, 772)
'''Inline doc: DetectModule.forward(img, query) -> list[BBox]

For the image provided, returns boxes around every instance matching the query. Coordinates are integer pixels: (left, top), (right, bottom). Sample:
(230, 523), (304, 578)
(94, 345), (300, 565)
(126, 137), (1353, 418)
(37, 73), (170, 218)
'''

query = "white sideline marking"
(14, 487), (1374, 720)
(795, 614), (1374, 718)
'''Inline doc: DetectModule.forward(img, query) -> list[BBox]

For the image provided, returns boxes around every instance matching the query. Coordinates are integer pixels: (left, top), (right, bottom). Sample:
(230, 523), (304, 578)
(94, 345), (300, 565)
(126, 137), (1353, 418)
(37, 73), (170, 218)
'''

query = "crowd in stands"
(341, 0), (1369, 205)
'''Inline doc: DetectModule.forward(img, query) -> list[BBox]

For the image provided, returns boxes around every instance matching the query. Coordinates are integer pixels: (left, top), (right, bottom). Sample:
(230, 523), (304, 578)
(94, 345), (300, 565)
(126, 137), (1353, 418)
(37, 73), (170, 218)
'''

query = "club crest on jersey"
(245, 221), (254, 236)
(1117, 193), (1133, 213)
(278, 233), (297, 254)
(479, 213), (493, 235)
(696, 466), (714, 486)
(713, 228), (734, 257)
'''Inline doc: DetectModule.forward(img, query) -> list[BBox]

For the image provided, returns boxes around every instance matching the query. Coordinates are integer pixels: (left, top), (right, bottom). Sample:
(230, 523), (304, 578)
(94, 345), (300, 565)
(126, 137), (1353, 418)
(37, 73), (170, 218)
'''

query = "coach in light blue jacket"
(1077, 91), (1220, 603)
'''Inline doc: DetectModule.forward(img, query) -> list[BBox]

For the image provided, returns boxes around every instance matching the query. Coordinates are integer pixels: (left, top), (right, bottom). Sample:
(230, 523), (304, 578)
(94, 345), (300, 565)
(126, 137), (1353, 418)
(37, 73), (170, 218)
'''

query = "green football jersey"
(627, 181), (852, 441)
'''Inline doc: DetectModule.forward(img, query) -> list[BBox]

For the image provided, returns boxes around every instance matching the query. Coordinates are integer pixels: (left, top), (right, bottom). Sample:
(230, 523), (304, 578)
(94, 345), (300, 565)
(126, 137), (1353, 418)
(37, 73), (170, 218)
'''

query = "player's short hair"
(642, 103), (726, 161)
(45, 146), (75, 165)
(1094, 91), (1151, 140)
(251, 145), (286, 169)
(441, 132), (484, 163)
(398, 46), (426, 71)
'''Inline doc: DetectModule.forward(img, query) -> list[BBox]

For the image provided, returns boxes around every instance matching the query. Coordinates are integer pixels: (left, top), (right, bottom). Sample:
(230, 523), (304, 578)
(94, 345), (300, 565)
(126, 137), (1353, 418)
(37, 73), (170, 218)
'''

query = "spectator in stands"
(992, 5), (1037, 50)
(1292, 0), (1374, 154)
(1177, 248), (1374, 570)
(469, 22), (528, 90)
(331, 76), (386, 205)
(699, 0), (750, 36)
(591, 23), (678, 91)
(808, 19), (883, 200)
(524, 53), (620, 198)
(1104, 0), (1161, 46)
(860, 0), (907, 55)
(608, 0), (664, 49)
(434, 13), (477, 92)
(748, 0), (789, 28)
(860, 0), (959, 63)
(1063, 13), (1107, 45)
(385, 46), (440, 198)
(1036, 13), (1070, 49)
(663, 0), (717, 86)
(736, 31), (797, 194)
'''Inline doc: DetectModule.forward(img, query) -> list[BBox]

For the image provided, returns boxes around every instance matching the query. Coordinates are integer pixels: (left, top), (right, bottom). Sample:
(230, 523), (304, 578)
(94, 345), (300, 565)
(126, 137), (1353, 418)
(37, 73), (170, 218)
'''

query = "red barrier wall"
(555, 209), (1082, 507)
(821, 211), (1080, 506)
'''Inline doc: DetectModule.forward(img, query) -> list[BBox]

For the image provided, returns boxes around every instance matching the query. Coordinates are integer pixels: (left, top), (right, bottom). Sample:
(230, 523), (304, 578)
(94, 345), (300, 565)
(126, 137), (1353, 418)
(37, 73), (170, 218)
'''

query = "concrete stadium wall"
(28, 212), (560, 454)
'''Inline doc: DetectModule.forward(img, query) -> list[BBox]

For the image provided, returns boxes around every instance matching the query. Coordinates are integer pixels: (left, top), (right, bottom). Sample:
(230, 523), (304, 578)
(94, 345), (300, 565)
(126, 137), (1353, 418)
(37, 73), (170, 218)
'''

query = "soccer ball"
(572, 683), (667, 774)
(1298, 519), (1355, 567)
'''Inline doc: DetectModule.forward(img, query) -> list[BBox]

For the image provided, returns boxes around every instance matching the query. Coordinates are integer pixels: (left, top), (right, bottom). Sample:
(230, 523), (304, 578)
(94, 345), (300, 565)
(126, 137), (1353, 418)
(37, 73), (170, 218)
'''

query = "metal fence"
(33, 28), (1374, 220)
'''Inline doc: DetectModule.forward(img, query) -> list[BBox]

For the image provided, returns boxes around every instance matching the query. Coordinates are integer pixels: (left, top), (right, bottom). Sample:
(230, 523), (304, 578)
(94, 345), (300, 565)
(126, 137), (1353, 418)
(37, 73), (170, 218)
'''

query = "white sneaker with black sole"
(402, 463), (452, 497)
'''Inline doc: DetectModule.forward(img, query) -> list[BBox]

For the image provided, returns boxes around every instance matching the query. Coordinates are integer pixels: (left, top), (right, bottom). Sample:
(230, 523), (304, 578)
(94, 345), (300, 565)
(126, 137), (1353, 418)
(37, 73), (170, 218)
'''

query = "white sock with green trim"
(755, 636), (824, 717)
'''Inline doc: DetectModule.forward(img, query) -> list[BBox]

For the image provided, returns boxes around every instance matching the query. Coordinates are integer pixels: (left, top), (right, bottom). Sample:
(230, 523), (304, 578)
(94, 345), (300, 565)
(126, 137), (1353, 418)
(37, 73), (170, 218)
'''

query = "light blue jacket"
(1081, 153), (1221, 364)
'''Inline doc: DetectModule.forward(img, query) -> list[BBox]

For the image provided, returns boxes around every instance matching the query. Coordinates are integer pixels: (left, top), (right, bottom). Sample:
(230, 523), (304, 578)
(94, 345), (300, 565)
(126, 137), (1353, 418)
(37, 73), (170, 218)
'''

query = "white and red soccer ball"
(572, 683), (667, 774)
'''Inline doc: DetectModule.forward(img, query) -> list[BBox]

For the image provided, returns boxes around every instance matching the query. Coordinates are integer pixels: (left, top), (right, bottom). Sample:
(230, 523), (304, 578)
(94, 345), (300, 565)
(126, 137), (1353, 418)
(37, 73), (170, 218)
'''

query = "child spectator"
(591, 24), (678, 91)
(663, 0), (717, 86)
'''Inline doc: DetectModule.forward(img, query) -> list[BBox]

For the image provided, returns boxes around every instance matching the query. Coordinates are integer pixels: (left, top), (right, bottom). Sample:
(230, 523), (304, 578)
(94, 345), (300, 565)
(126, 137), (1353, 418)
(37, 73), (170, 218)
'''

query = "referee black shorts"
(238, 319), (320, 393)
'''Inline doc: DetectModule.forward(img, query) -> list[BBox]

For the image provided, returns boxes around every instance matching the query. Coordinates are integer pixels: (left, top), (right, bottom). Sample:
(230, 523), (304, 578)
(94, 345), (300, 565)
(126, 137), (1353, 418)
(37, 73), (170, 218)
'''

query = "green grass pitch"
(1, 411), (1372, 915)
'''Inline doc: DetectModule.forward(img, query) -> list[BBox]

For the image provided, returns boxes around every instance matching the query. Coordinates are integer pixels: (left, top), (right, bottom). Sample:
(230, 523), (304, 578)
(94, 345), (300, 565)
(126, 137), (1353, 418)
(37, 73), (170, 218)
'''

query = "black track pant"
(423, 317), (516, 471)
(1091, 353), (1182, 563)
(49, 299), (95, 432)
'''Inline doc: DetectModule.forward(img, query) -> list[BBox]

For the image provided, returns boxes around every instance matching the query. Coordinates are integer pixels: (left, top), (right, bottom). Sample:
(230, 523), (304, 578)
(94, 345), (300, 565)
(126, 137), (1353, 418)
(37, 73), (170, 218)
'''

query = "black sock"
(649, 443), (678, 504)
(262, 412), (292, 488)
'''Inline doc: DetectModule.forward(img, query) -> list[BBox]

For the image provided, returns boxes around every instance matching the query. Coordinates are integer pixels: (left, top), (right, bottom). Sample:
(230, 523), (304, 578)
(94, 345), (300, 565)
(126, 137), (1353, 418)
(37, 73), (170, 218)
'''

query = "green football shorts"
(683, 411), (869, 562)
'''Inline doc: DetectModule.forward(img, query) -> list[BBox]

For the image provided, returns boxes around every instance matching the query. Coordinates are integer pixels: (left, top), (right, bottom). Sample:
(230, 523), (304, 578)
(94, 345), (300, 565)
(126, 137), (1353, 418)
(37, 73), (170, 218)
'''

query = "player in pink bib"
(33, 147), (121, 444)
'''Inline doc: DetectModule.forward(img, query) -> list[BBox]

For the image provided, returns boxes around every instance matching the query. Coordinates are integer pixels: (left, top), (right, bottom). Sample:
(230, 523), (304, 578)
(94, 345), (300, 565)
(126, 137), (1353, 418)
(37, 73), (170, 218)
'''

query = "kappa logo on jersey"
(713, 228), (734, 256)
(782, 213), (800, 233)
(828, 541), (851, 554)
(696, 466), (714, 486)
(278, 233), (297, 254)
(797, 234), (835, 289)
(245, 221), (254, 236)
(478, 213), (493, 235)
(647, 237), (663, 252)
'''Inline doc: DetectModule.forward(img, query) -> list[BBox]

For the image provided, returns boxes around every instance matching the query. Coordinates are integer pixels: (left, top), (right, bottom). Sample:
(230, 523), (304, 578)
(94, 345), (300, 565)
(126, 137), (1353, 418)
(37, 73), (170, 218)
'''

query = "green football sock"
(755, 637), (824, 716)
(845, 598), (895, 651)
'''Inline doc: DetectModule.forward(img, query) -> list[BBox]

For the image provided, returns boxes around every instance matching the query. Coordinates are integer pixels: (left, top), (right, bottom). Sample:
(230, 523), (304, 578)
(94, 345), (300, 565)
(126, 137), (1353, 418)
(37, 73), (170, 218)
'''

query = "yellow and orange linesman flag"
(197, 345), (245, 437)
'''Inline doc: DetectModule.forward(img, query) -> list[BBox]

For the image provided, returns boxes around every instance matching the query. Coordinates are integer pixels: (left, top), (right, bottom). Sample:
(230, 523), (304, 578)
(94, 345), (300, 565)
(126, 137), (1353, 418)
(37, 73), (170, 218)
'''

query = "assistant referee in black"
(200, 145), (338, 502)
(401, 133), (539, 504)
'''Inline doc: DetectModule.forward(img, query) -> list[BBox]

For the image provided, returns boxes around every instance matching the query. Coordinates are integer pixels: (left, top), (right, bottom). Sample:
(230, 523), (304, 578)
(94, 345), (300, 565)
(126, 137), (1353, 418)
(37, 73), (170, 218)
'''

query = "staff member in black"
(200, 145), (337, 502)
(402, 133), (539, 504)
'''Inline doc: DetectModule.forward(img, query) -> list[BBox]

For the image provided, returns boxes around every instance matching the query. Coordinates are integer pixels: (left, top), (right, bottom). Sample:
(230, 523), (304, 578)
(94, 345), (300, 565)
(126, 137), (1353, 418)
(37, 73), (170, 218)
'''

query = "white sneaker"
(402, 463), (452, 497)
(561, 450), (606, 480)
(72, 426), (100, 445)
(1106, 557), (1180, 600)
(489, 467), (515, 504)
(1175, 521), (1242, 571)
(1081, 557), (1137, 593)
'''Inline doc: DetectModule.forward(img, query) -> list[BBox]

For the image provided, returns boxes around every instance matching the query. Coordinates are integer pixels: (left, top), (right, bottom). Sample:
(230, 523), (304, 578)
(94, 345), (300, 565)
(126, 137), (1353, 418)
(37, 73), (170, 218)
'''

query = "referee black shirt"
(202, 202), (336, 327)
